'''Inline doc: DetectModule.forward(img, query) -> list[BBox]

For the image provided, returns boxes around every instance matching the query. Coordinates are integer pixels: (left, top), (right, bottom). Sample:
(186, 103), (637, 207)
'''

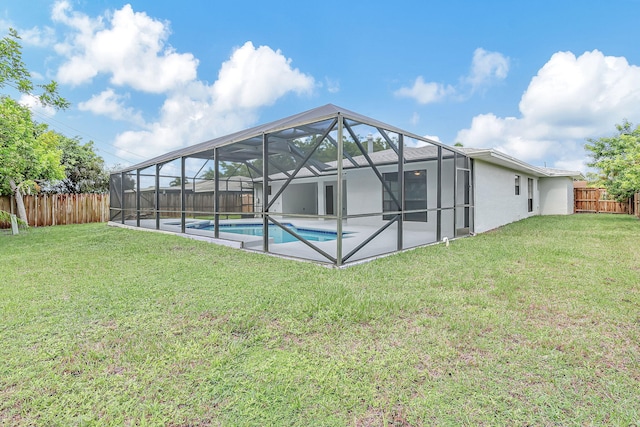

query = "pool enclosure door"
(456, 168), (472, 236)
(324, 181), (347, 216)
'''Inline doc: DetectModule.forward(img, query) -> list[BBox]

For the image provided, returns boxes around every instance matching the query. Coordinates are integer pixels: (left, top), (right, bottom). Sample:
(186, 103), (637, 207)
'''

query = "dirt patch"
(354, 406), (415, 427)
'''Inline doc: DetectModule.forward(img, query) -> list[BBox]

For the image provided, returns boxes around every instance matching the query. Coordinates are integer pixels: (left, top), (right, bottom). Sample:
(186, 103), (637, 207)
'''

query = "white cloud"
(394, 76), (455, 104)
(0, 18), (55, 47)
(324, 77), (340, 94)
(113, 43), (315, 159)
(113, 88), (260, 159)
(465, 48), (510, 91)
(18, 94), (56, 117)
(456, 50), (640, 171)
(48, 2), (316, 160)
(554, 158), (588, 173)
(52, 1), (198, 93)
(211, 41), (314, 111)
(410, 112), (420, 125)
(456, 113), (555, 160)
(519, 50), (640, 132)
(395, 48), (509, 104)
(403, 134), (441, 148)
(78, 88), (145, 126)
(22, 26), (56, 47)
(0, 22), (56, 47)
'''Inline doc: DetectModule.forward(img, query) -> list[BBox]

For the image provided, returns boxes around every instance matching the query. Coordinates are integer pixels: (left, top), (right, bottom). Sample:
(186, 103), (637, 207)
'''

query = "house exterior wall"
(473, 160), (539, 233)
(281, 183), (317, 215)
(538, 176), (574, 215)
(256, 181), (284, 213)
(265, 177), (335, 215)
(344, 159), (445, 226)
(262, 157), (458, 229)
(259, 158), (571, 235)
(346, 168), (381, 218)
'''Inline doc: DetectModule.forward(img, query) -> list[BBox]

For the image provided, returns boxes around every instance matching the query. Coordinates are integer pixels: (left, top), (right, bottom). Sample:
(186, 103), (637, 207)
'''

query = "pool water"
(190, 222), (343, 244)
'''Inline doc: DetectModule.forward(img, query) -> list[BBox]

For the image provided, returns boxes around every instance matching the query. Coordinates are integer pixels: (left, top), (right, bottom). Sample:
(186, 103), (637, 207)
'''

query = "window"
(382, 172), (399, 219)
(382, 170), (427, 222)
(527, 178), (534, 212)
(515, 175), (520, 195)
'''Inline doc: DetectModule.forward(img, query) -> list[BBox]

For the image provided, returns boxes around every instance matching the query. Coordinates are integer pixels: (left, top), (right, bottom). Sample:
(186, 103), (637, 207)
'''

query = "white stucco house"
(258, 144), (580, 234)
(460, 148), (579, 233)
(110, 104), (582, 265)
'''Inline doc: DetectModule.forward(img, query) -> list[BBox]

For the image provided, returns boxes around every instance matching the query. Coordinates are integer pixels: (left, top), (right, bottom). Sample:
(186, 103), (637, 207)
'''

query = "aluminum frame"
(108, 104), (474, 266)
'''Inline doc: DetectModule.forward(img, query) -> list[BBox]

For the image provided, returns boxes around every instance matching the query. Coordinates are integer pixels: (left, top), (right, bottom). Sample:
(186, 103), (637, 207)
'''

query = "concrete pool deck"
(111, 216), (446, 264)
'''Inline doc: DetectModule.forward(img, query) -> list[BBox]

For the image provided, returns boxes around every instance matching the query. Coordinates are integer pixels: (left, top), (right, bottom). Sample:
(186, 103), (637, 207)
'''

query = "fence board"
(574, 188), (631, 214)
(123, 190), (253, 218)
(0, 194), (110, 228)
(2, 191), (254, 228)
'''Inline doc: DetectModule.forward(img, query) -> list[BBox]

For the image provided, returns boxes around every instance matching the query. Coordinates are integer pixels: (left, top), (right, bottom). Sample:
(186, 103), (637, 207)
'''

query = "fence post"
(10, 214), (19, 235)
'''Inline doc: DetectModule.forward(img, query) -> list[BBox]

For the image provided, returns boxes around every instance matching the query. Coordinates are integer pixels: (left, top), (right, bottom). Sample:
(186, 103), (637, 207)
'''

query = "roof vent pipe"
(367, 134), (374, 154)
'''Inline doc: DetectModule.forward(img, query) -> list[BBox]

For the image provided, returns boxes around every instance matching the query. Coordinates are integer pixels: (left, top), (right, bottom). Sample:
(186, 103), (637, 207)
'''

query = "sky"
(2, 0), (640, 173)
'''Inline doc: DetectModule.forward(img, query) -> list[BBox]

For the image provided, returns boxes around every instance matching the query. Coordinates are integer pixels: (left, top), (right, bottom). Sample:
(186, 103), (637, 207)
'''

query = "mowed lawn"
(1, 214), (639, 426)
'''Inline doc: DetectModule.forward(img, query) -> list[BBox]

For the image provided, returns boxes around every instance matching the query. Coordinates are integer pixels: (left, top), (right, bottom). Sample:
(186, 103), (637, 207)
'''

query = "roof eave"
(466, 149), (582, 178)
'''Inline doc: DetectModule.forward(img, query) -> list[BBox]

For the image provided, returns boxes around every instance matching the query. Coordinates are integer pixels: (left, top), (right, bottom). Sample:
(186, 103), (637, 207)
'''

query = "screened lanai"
(109, 104), (474, 266)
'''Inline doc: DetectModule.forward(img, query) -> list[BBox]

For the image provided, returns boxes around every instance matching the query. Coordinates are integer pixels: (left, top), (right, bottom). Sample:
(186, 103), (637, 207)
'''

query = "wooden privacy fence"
(574, 188), (634, 214)
(122, 191), (254, 215)
(0, 194), (109, 227)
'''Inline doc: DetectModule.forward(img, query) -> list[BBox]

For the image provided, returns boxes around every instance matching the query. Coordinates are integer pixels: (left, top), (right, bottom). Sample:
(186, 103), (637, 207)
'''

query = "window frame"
(527, 178), (534, 212)
(382, 169), (428, 222)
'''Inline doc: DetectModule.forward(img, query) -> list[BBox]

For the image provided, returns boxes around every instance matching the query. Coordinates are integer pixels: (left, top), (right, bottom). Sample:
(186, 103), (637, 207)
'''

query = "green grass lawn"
(1, 214), (639, 426)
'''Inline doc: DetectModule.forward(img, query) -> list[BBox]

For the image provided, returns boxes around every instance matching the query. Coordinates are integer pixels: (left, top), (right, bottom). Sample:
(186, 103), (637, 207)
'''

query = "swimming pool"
(188, 222), (345, 244)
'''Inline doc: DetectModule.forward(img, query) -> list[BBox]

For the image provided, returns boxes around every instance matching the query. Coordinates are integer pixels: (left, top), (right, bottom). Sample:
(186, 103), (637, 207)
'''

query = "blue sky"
(3, 0), (640, 172)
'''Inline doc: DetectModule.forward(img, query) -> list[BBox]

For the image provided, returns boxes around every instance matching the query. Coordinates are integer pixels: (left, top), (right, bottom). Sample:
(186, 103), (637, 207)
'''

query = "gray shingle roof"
(118, 104), (455, 173)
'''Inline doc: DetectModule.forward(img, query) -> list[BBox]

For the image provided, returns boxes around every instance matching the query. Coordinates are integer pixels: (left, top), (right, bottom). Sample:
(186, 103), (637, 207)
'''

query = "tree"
(202, 168), (216, 180)
(169, 177), (188, 187)
(0, 28), (69, 109)
(0, 97), (66, 221)
(0, 28), (70, 223)
(585, 120), (640, 201)
(0, 209), (27, 228)
(42, 134), (109, 194)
